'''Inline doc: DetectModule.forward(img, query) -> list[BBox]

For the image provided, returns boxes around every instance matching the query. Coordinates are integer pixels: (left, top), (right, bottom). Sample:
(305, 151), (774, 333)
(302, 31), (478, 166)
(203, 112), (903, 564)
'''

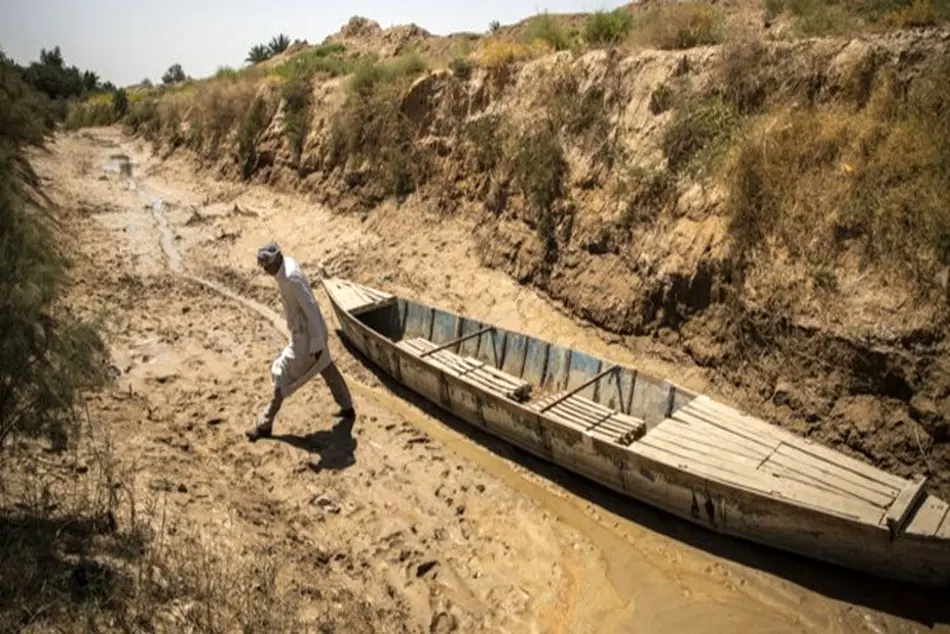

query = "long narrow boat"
(321, 276), (950, 587)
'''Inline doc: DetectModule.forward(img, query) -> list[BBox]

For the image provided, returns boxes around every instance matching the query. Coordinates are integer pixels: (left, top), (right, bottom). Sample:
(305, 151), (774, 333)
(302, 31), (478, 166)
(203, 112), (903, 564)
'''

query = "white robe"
(270, 255), (332, 398)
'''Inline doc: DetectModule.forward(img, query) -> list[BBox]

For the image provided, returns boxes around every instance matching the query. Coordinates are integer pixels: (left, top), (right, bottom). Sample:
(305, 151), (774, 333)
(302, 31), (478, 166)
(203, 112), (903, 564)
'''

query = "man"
(246, 242), (355, 442)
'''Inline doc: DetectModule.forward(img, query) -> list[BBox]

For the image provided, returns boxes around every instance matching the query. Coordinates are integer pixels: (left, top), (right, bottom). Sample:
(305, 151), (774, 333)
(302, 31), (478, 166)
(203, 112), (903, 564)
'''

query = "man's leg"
(247, 384), (283, 441)
(320, 361), (355, 418)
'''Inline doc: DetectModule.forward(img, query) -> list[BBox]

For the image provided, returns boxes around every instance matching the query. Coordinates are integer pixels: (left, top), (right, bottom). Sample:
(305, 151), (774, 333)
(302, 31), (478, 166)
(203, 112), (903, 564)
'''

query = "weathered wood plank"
(687, 396), (906, 490)
(669, 411), (776, 456)
(939, 509), (950, 539)
(332, 281), (396, 315)
(654, 420), (766, 462)
(773, 444), (900, 499)
(540, 366), (618, 413)
(636, 434), (884, 524)
(607, 414), (645, 440)
(885, 476), (929, 537)
(682, 399), (789, 443)
(632, 440), (776, 492)
(672, 409), (782, 452)
(643, 432), (763, 470)
(764, 464), (891, 509)
(767, 449), (895, 507)
(551, 398), (610, 424)
(905, 495), (949, 538)
(404, 337), (531, 400)
(545, 409), (595, 434)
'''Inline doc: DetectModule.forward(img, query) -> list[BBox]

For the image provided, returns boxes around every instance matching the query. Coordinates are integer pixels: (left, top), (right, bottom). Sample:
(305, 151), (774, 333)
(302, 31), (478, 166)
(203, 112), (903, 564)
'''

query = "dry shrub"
(883, 0), (943, 26)
(662, 95), (741, 175)
(508, 121), (569, 259)
(725, 53), (950, 289)
(615, 166), (676, 230)
(475, 39), (552, 71)
(717, 35), (773, 115)
(632, 2), (724, 50)
(186, 79), (260, 155)
(523, 12), (572, 51)
(585, 8), (634, 46)
(545, 67), (618, 171)
(764, 0), (949, 35)
(327, 72), (430, 201)
(0, 423), (304, 633)
(463, 114), (507, 173)
(272, 42), (352, 81)
(65, 97), (119, 130)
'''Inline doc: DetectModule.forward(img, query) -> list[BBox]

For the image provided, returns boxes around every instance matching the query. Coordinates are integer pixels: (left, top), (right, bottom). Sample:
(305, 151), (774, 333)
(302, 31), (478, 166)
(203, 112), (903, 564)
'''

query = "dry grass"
(584, 8), (634, 47)
(508, 120), (569, 259)
(725, 53), (950, 290)
(184, 79), (263, 155)
(614, 165), (676, 230)
(763, 0), (950, 36)
(631, 2), (725, 50)
(522, 12), (575, 51)
(326, 54), (434, 201)
(662, 95), (742, 175)
(0, 421), (305, 633)
(475, 39), (552, 71)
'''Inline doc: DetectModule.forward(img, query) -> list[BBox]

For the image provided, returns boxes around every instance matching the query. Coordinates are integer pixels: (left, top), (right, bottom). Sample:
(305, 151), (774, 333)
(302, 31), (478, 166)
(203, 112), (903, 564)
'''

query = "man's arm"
(290, 274), (327, 356)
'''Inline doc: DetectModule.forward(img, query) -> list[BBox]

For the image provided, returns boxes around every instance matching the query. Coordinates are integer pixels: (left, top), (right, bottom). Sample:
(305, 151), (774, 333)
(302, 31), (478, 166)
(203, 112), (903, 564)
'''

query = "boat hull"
(324, 279), (950, 588)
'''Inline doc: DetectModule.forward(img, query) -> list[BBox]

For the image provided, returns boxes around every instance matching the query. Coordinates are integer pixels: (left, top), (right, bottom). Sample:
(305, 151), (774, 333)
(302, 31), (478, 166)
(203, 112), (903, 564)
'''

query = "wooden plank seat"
(324, 278), (396, 316)
(530, 391), (647, 446)
(397, 337), (532, 402)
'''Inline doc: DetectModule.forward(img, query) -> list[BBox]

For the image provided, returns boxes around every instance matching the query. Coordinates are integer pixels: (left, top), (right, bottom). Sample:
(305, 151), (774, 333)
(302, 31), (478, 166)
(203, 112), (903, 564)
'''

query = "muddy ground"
(30, 127), (950, 633)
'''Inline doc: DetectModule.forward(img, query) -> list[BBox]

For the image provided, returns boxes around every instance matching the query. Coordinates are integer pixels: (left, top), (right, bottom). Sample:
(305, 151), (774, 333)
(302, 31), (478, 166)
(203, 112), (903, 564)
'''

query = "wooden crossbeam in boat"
(539, 365), (619, 413)
(419, 326), (494, 358)
(885, 475), (929, 538)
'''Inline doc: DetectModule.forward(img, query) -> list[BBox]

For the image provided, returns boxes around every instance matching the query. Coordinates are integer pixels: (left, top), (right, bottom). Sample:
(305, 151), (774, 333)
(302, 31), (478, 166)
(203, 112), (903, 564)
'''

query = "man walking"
(247, 242), (355, 442)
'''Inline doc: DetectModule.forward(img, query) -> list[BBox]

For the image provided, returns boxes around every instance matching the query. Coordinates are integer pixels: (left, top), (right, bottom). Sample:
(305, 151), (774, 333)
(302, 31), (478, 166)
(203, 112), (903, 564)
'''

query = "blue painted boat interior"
(356, 297), (695, 423)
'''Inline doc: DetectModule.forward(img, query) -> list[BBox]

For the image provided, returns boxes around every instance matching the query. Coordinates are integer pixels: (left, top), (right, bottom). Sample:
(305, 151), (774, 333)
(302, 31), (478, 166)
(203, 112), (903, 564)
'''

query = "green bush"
(662, 95), (741, 174)
(328, 54), (431, 200)
(348, 52), (428, 96)
(585, 9), (634, 45)
(510, 122), (568, 259)
(112, 88), (128, 117)
(0, 54), (110, 451)
(272, 42), (351, 80)
(281, 73), (312, 163)
(450, 56), (473, 80)
(524, 12), (571, 51)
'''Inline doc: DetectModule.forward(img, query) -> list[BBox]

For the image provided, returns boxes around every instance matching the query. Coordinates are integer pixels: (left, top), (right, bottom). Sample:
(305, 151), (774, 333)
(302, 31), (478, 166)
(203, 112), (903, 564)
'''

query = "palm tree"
(246, 44), (271, 64)
(82, 69), (100, 93)
(268, 34), (291, 56)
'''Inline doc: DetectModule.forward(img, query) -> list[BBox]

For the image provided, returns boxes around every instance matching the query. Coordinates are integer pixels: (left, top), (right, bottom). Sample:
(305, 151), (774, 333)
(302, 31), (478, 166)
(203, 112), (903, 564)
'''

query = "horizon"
(0, 0), (627, 88)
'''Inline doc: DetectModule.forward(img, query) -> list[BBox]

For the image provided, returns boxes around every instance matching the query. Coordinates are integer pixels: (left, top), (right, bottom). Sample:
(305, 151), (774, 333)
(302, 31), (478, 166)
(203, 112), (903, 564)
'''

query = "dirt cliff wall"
(120, 22), (950, 496)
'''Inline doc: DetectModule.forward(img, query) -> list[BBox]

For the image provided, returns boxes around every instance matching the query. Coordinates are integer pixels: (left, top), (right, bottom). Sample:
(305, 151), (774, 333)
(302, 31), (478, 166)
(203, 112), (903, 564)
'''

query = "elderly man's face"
(260, 254), (282, 276)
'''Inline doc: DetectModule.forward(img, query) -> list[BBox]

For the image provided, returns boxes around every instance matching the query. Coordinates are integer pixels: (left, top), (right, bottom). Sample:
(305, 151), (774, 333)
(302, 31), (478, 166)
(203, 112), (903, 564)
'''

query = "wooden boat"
(321, 276), (950, 587)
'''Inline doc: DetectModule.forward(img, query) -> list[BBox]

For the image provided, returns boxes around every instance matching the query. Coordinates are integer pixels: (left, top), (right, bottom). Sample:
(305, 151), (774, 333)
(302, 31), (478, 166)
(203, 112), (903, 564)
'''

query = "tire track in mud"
(97, 147), (893, 634)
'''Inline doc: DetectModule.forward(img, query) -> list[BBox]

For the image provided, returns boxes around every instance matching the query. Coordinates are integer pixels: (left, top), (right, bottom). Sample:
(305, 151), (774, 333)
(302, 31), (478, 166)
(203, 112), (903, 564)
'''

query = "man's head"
(257, 241), (284, 276)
